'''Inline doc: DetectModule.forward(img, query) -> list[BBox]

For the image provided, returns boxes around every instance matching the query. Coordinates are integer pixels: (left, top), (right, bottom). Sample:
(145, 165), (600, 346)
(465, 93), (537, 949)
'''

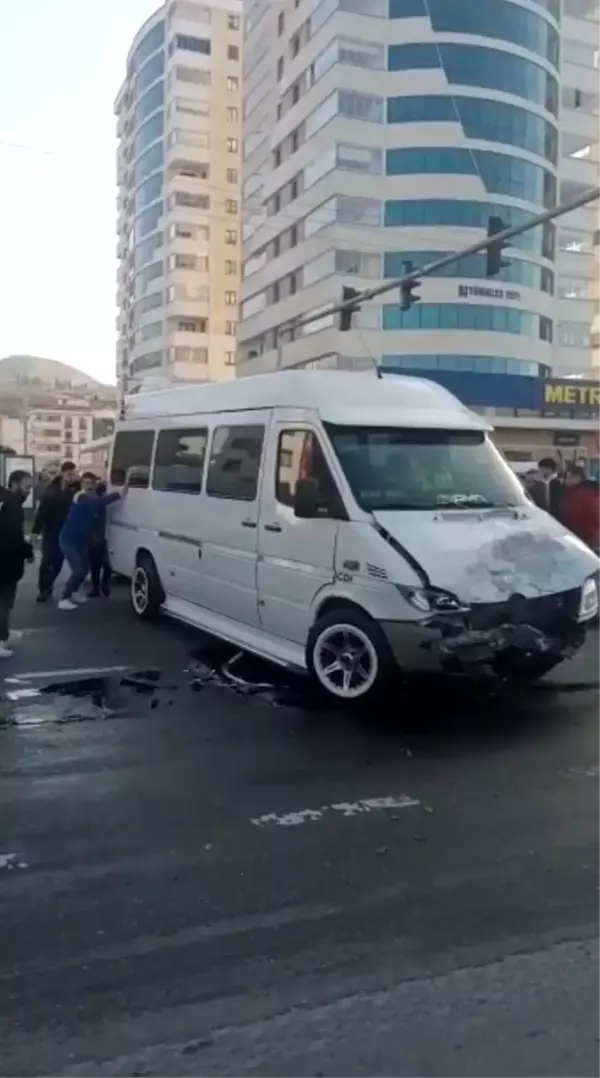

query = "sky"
(0, 0), (160, 385)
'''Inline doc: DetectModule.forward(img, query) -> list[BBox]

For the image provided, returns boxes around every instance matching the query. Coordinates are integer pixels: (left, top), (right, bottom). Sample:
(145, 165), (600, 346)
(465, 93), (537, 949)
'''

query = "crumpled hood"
(372, 506), (600, 604)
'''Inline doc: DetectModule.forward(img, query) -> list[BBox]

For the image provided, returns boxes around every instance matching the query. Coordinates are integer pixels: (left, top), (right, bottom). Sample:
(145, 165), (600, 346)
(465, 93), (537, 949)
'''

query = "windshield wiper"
(370, 499), (518, 511)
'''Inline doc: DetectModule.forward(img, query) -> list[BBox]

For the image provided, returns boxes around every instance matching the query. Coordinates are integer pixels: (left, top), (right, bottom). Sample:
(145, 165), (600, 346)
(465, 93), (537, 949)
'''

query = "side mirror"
(294, 477), (320, 518)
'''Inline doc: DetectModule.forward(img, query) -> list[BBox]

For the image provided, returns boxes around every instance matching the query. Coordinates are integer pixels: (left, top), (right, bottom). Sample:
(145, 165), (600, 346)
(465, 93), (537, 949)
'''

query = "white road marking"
(5, 666), (131, 682)
(251, 794), (420, 828)
(0, 853), (28, 870)
(561, 765), (599, 779)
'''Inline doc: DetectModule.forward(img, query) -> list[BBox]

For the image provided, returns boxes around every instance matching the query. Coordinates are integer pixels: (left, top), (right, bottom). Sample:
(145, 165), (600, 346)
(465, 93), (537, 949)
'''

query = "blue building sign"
(379, 367), (600, 420)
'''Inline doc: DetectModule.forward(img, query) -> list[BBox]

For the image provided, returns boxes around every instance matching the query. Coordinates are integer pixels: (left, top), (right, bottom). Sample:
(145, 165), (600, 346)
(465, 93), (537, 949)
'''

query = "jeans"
(38, 533), (64, 597)
(59, 540), (90, 600)
(0, 582), (17, 642)
(89, 543), (111, 593)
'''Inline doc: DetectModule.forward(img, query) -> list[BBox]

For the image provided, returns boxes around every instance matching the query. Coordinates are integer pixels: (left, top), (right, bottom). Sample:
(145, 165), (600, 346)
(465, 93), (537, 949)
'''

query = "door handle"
(264, 522), (282, 533)
(241, 519), (257, 529)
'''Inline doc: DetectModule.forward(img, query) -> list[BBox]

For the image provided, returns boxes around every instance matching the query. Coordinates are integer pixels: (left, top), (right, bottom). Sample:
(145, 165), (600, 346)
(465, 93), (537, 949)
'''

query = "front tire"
(306, 608), (396, 703)
(131, 554), (164, 622)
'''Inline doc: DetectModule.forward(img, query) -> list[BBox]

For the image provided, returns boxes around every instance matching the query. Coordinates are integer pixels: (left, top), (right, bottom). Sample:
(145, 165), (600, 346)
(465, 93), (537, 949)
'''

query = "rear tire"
(131, 554), (164, 622)
(306, 608), (396, 704)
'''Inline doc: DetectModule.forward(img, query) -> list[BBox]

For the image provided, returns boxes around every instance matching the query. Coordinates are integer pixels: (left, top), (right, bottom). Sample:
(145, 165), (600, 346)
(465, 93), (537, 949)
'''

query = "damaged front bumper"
(382, 585), (589, 675)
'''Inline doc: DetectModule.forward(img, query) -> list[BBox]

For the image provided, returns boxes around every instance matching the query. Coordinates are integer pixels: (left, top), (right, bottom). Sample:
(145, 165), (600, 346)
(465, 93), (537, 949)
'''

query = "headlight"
(396, 585), (466, 614)
(578, 576), (598, 622)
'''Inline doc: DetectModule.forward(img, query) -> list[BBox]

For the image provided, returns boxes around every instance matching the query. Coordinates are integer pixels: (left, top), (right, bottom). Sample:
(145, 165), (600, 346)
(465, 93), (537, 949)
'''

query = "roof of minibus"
(124, 371), (491, 430)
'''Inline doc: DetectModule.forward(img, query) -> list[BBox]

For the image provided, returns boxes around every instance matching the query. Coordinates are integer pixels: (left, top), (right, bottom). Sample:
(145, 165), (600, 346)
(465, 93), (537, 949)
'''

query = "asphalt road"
(0, 568), (598, 1078)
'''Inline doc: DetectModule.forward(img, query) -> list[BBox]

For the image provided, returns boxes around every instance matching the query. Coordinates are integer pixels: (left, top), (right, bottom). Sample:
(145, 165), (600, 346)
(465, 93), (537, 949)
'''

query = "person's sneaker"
(88, 587), (100, 598)
(0, 643), (14, 658)
(100, 585), (111, 598)
(58, 599), (78, 611)
(7, 630), (23, 646)
(72, 594), (88, 605)
(36, 593), (50, 603)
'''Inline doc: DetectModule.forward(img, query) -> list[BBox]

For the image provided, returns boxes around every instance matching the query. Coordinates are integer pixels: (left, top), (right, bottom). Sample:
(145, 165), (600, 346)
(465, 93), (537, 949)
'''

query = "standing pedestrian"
(31, 460), (79, 602)
(0, 470), (35, 658)
(528, 457), (564, 520)
(88, 481), (112, 597)
(58, 473), (123, 612)
(562, 465), (600, 554)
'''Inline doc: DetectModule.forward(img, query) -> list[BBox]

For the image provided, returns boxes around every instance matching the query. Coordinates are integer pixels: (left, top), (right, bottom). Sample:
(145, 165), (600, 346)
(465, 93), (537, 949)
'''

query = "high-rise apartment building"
(238, 0), (598, 382)
(115, 0), (243, 391)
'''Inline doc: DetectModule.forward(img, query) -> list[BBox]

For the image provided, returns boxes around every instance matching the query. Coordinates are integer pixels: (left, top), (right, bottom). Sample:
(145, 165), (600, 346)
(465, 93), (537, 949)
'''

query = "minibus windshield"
(325, 426), (528, 512)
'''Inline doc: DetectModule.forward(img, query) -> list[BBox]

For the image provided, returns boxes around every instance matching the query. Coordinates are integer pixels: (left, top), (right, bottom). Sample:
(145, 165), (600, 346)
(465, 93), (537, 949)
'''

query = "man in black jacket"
(528, 457), (564, 521)
(31, 460), (78, 602)
(0, 470), (34, 659)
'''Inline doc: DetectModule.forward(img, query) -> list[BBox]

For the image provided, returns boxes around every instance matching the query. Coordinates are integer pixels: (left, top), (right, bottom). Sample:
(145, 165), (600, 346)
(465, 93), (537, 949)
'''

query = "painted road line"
(0, 853), (28, 870)
(5, 666), (132, 682)
(560, 765), (599, 779)
(251, 794), (420, 828)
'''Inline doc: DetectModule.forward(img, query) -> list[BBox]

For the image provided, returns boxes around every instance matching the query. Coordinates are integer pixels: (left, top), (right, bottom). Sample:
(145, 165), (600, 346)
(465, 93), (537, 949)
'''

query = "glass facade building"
(239, 0), (598, 380)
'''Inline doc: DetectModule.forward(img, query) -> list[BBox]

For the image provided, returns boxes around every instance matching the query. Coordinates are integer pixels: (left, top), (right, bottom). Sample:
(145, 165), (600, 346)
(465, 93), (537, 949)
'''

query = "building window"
(152, 428), (208, 494)
(206, 426), (265, 501)
(227, 75), (239, 91)
(277, 56), (284, 81)
(385, 147), (556, 206)
(225, 198), (238, 213)
(384, 199), (555, 258)
(225, 290), (237, 305)
(227, 44), (239, 60)
(386, 95), (558, 164)
(175, 65), (211, 85)
(382, 250), (553, 291)
(226, 167), (238, 183)
(226, 106), (239, 122)
(227, 14), (239, 29)
(226, 137), (239, 152)
(178, 318), (208, 332)
(170, 346), (208, 363)
(387, 43), (558, 115)
(173, 33), (211, 54)
(278, 11), (285, 34)
(173, 191), (210, 209)
(225, 351), (236, 365)
(225, 320), (237, 335)
(225, 229), (238, 244)
(389, 0), (559, 66)
(110, 430), (155, 488)
(225, 259), (237, 274)
(382, 302), (540, 336)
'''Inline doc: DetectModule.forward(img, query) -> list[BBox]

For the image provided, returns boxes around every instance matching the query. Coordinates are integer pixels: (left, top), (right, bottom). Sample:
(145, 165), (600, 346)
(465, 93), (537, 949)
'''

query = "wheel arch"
(314, 594), (374, 624)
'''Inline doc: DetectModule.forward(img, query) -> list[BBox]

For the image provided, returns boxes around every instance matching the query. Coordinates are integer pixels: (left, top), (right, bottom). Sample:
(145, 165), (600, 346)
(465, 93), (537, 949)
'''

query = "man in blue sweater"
(58, 472), (123, 611)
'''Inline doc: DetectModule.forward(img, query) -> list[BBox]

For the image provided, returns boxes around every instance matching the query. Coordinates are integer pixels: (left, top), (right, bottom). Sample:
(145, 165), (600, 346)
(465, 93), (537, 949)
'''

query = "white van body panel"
(371, 506), (599, 603)
(107, 371), (598, 682)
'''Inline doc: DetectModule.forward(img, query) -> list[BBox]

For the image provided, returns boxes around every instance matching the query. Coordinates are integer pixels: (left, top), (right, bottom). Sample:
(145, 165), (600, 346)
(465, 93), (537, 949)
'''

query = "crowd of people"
(523, 457), (600, 554)
(0, 460), (123, 658)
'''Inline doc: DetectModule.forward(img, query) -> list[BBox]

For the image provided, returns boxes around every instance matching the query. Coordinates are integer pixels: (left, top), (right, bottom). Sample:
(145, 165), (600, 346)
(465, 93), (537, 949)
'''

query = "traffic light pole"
(274, 184), (599, 345)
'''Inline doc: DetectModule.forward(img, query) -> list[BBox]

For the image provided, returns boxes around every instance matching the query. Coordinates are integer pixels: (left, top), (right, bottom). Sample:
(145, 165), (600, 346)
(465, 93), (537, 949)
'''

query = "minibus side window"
(206, 425), (264, 501)
(276, 429), (341, 515)
(110, 430), (155, 488)
(152, 428), (208, 494)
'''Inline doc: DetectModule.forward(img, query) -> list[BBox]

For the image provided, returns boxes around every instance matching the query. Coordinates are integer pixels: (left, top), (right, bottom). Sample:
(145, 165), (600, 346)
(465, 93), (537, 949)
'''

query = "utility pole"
(274, 184), (599, 346)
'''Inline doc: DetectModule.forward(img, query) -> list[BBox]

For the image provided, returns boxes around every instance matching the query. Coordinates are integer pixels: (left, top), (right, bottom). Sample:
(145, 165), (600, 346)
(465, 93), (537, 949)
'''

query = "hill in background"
(0, 354), (106, 389)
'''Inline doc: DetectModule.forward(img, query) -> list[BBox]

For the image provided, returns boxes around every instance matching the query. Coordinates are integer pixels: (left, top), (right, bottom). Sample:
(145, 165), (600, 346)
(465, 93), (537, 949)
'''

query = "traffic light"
(399, 260), (420, 311)
(486, 215), (510, 277)
(339, 286), (362, 331)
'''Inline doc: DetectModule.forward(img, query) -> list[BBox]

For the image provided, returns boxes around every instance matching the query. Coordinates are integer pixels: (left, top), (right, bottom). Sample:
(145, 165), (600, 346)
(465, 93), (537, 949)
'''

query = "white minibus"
(107, 371), (599, 702)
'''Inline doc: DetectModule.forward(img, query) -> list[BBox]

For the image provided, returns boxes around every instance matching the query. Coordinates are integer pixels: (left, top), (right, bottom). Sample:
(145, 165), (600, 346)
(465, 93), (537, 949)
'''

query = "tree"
(0, 445), (16, 455)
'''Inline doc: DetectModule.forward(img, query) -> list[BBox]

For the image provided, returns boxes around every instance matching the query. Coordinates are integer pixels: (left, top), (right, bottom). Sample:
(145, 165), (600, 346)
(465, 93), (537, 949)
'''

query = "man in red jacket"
(562, 465), (599, 554)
